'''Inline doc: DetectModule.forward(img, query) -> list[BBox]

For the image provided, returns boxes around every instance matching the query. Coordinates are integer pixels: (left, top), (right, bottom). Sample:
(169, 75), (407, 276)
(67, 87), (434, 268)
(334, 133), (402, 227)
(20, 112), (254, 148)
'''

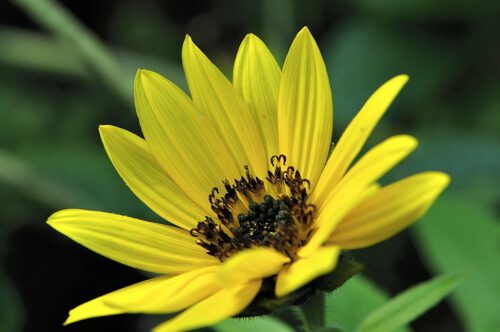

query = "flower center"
(190, 155), (315, 261)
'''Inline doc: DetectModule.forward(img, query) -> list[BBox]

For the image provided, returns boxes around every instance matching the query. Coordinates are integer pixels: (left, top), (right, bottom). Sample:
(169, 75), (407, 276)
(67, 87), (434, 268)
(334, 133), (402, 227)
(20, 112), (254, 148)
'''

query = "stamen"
(190, 155), (316, 261)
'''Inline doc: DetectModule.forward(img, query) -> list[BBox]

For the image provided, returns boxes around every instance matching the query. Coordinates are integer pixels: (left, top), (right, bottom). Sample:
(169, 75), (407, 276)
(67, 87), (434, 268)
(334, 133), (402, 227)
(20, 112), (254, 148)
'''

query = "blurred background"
(0, 0), (499, 331)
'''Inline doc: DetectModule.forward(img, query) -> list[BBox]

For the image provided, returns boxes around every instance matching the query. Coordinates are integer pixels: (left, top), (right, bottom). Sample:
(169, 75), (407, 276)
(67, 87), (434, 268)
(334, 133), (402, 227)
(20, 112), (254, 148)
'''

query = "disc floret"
(191, 155), (316, 261)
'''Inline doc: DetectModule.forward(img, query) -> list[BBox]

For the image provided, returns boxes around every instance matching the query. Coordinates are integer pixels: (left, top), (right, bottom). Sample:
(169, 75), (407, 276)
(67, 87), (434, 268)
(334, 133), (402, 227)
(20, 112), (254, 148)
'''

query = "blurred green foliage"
(0, 0), (499, 331)
(325, 276), (410, 332)
(415, 193), (500, 332)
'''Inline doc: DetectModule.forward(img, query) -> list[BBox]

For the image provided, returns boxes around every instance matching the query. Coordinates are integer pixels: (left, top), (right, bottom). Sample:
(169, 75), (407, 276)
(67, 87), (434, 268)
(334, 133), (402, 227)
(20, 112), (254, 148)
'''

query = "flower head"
(48, 27), (449, 331)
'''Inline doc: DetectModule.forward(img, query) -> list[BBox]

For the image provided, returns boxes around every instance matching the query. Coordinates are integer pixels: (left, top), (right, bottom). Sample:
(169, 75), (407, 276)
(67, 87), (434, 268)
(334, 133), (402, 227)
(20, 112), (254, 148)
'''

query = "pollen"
(190, 155), (316, 261)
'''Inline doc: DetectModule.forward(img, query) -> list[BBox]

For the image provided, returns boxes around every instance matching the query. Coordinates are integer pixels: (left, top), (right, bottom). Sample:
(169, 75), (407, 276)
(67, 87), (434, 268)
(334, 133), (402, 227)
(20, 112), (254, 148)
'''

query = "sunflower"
(47, 27), (449, 331)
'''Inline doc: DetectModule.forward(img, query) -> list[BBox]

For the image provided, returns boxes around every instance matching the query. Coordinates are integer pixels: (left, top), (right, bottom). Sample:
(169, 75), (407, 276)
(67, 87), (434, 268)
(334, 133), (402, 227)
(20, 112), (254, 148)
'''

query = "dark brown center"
(190, 155), (315, 261)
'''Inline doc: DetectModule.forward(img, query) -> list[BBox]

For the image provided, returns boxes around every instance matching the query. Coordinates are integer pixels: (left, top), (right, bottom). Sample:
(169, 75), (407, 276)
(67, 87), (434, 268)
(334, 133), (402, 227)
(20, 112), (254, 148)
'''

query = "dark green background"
(1, 0), (499, 331)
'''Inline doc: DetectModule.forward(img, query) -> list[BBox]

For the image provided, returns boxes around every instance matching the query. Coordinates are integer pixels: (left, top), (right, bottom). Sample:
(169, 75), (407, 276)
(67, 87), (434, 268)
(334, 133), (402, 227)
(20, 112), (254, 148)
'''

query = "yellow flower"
(47, 27), (449, 332)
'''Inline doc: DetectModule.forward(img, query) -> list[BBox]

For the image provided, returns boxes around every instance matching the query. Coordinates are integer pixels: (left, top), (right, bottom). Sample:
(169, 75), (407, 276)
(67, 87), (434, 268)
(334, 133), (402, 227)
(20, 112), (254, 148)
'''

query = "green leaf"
(356, 273), (463, 332)
(325, 276), (410, 332)
(413, 193), (500, 332)
(213, 316), (294, 332)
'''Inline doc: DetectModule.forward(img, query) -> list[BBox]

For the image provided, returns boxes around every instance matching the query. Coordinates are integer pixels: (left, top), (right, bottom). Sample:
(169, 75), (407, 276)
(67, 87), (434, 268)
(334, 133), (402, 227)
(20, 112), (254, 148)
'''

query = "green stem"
(0, 28), (88, 78)
(10, 0), (132, 103)
(300, 293), (326, 332)
(0, 28), (187, 89)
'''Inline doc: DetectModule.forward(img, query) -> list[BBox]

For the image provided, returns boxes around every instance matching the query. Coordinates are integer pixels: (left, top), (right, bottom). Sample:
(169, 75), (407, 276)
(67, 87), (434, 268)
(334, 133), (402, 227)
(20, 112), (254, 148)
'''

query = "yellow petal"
(275, 246), (340, 297)
(64, 266), (221, 325)
(330, 172), (450, 249)
(313, 75), (409, 208)
(134, 69), (241, 210)
(278, 27), (333, 187)
(234, 33), (281, 160)
(299, 135), (417, 257)
(182, 36), (268, 179)
(99, 125), (208, 229)
(153, 279), (262, 332)
(318, 135), (418, 216)
(217, 247), (290, 286)
(47, 209), (219, 274)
